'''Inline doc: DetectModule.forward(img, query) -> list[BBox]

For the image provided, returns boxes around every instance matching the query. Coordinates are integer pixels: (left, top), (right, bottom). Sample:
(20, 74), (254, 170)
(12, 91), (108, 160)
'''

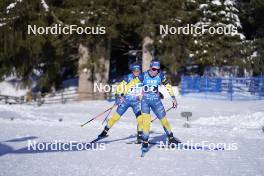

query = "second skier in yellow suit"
(97, 63), (144, 143)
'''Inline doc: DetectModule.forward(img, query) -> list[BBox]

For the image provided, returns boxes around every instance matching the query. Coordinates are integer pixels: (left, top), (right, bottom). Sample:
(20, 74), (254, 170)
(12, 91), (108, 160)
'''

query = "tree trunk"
(78, 43), (93, 101)
(142, 36), (154, 72)
(94, 40), (110, 100)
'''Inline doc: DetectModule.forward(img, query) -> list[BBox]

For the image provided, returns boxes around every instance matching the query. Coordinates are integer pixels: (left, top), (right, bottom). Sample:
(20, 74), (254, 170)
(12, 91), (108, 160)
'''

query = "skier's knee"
(136, 114), (144, 132)
(107, 113), (121, 128)
(142, 113), (151, 133)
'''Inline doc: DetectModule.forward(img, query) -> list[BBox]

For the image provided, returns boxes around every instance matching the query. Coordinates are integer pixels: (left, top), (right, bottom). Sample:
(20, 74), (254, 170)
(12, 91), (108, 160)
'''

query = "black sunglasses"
(151, 68), (160, 72)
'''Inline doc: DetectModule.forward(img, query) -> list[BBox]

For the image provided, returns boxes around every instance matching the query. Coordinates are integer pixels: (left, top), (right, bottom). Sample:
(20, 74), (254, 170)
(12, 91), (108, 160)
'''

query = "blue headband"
(150, 61), (160, 68)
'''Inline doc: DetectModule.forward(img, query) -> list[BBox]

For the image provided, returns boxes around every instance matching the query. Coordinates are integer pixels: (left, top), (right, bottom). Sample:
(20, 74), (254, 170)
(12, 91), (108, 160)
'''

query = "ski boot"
(136, 131), (143, 144)
(98, 126), (109, 139)
(168, 133), (181, 148)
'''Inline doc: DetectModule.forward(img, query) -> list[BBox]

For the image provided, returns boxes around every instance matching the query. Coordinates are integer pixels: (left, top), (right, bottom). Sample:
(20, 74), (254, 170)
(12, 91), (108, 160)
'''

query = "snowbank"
(0, 78), (27, 97)
(193, 112), (264, 129)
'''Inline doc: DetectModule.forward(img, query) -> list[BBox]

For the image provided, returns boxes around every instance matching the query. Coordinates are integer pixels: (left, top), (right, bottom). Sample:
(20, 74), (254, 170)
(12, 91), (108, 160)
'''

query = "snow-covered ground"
(1, 97), (264, 176)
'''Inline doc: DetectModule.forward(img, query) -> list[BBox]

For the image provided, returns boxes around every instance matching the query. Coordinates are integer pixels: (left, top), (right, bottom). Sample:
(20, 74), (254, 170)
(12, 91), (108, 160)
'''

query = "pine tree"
(240, 0), (264, 75)
(189, 0), (246, 72)
(0, 0), (118, 98)
(151, 0), (198, 83)
(0, 0), (77, 91)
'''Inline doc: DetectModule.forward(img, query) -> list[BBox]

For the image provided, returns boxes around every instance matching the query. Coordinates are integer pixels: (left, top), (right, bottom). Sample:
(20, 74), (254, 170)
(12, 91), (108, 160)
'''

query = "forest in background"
(0, 0), (263, 95)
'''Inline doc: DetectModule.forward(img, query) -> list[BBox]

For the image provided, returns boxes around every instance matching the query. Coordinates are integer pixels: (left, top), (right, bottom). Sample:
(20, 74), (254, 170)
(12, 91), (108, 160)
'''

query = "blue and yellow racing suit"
(105, 73), (144, 133)
(125, 70), (176, 143)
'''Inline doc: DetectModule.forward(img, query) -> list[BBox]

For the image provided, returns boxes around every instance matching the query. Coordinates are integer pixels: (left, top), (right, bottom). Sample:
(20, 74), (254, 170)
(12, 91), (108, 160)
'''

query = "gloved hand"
(172, 99), (178, 108)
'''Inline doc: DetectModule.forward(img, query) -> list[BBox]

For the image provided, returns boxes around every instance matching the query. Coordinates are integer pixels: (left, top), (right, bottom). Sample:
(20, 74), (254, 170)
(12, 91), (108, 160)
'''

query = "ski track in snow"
(0, 97), (264, 176)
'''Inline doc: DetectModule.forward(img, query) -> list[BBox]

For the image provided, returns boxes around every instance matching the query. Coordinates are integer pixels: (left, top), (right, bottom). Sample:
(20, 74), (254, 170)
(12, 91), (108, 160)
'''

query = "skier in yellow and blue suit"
(125, 60), (181, 152)
(97, 63), (144, 143)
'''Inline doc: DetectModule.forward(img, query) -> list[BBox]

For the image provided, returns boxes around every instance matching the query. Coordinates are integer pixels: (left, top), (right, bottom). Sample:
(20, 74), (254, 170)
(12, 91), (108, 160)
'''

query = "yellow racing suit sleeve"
(115, 80), (127, 95)
(162, 76), (176, 100)
(122, 77), (141, 94)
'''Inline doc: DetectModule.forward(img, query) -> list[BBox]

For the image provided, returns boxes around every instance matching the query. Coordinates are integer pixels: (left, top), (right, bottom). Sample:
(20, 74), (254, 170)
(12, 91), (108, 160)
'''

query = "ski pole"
(80, 104), (116, 127)
(151, 106), (174, 123)
(101, 104), (117, 125)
